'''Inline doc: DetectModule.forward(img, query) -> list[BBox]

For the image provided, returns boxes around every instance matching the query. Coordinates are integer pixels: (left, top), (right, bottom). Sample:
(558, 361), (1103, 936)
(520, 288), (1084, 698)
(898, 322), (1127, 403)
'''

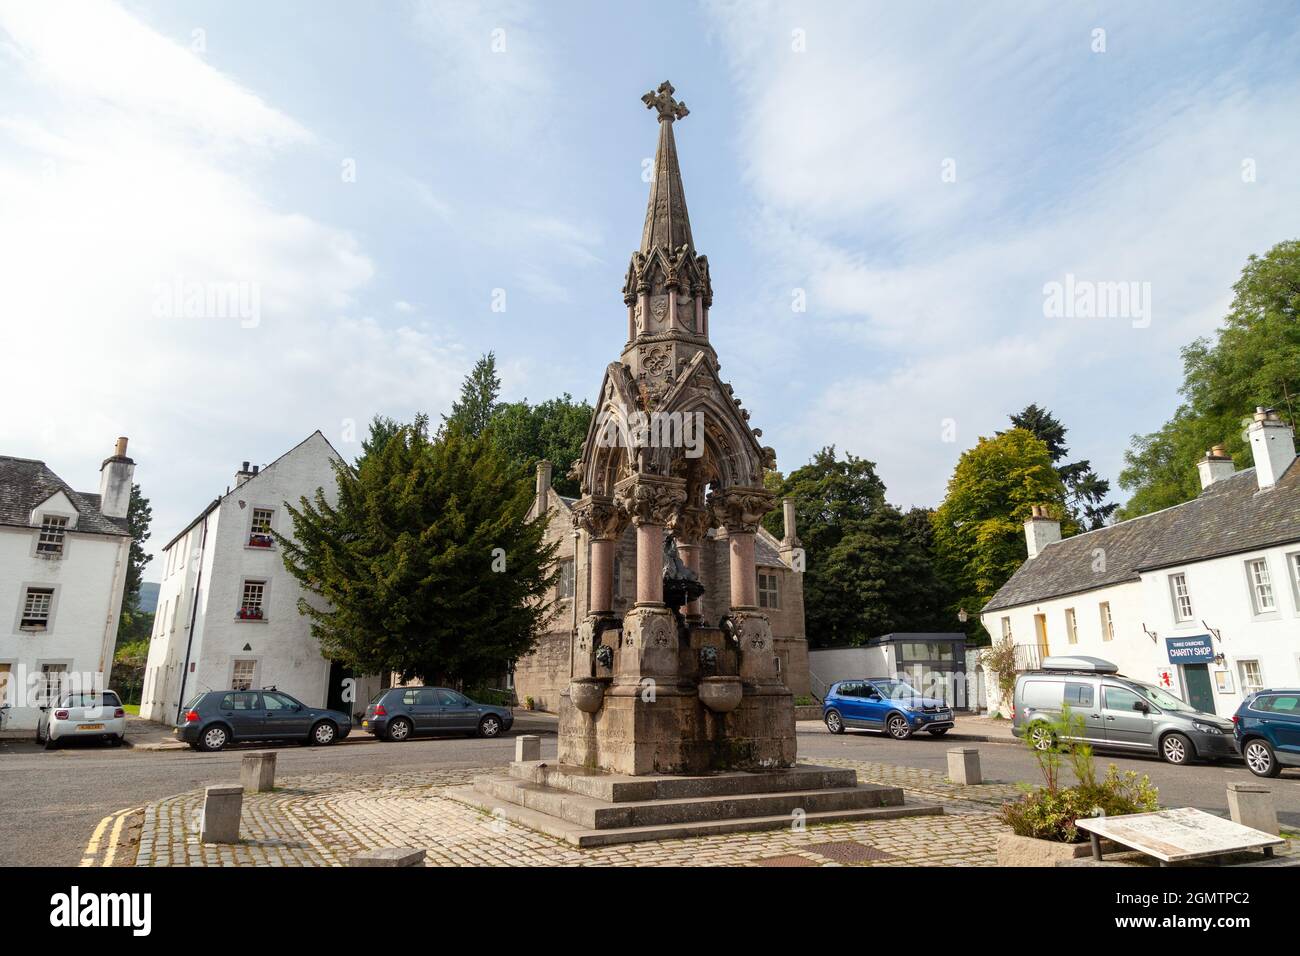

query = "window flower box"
(247, 534), (275, 548)
(237, 606), (264, 621)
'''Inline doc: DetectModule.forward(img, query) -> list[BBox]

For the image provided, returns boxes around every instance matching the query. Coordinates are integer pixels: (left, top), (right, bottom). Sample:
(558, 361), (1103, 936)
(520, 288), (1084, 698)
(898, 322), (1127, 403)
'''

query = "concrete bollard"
(1227, 781), (1278, 835)
(200, 785), (244, 844)
(515, 734), (541, 762)
(349, 847), (425, 867)
(241, 751), (277, 793)
(947, 747), (982, 785)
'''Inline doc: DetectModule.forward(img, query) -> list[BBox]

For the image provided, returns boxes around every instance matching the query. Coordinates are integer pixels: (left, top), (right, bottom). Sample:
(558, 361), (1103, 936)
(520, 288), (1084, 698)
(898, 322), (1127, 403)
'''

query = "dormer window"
(36, 516), (68, 556)
(248, 508), (275, 548)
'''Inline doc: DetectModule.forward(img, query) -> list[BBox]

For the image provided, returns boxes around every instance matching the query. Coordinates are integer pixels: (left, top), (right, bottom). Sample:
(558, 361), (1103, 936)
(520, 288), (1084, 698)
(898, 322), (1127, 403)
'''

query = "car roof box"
(1040, 655), (1118, 674)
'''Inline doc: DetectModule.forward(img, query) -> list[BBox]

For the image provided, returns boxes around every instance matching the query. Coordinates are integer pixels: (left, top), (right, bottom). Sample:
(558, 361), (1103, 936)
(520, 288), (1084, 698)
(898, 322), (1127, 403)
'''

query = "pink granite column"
(590, 537), (614, 614)
(635, 521), (664, 604)
(728, 529), (757, 608)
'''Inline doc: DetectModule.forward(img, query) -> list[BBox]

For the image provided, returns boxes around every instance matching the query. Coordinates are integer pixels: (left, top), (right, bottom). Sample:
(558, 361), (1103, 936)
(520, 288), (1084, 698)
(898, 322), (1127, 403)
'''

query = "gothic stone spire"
(640, 81), (694, 255)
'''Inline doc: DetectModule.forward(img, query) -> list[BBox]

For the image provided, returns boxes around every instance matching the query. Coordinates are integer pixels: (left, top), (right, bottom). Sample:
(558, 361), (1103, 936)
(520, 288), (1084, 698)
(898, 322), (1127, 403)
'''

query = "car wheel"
(478, 714), (502, 738)
(824, 710), (845, 735)
(199, 725), (230, 752)
(386, 717), (413, 742)
(1028, 723), (1055, 751)
(1160, 732), (1193, 765)
(928, 727), (950, 737)
(109, 734), (124, 747)
(1243, 738), (1281, 778)
(886, 714), (913, 740)
(310, 721), (338, 746)
(43, 731), (59, 751)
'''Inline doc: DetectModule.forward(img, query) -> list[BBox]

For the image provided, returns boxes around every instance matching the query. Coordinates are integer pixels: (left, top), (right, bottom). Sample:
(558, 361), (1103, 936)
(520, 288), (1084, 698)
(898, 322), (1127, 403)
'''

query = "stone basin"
(569, 677), (609, 714)
(698, 675), (743, 713)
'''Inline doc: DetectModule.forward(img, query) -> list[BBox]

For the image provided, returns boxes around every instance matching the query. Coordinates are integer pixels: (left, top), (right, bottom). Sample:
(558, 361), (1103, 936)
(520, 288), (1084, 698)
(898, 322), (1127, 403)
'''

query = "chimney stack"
(97, 436), (134, 519)
(1197, 444), (1235, 490)
(1247, 407), (1297, 490)
(780, 497), (800, 547)
(535, 460), (553, 511)
(235, 460), (255, 487)
(1024, 504), (1061, 560)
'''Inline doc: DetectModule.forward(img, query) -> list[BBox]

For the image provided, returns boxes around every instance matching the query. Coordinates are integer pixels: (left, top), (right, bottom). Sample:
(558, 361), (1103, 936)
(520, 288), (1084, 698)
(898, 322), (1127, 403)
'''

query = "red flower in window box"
(248, 534), (274, 548)
(237, 606), (264, 621)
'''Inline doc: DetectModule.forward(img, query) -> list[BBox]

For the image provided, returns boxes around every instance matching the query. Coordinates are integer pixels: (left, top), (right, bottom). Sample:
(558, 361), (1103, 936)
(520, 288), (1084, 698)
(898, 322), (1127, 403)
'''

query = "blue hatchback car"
(1233, 689), (1300, 777)
(823, 679), (955, 740)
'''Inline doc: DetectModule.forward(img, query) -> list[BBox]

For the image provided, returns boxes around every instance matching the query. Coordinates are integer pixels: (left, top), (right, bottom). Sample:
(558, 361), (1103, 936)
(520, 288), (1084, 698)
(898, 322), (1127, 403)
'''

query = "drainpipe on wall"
(174, 504), (214, 724)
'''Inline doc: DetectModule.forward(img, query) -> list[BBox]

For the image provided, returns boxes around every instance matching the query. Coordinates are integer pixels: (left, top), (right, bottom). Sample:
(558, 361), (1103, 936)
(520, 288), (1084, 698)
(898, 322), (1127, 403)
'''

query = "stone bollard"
(200, 785), (243, 844)
(947, 747), (982, 785)
(241, 751), (277, 793)
(1227, 781), (1278, 835)
(349, 847), (425, 868)
(515, 734), (541, 762)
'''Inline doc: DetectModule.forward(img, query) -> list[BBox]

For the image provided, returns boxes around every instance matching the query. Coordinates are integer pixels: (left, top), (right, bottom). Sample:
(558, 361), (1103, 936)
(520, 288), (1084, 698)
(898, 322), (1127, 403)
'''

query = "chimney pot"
(113, 436), (129, 458)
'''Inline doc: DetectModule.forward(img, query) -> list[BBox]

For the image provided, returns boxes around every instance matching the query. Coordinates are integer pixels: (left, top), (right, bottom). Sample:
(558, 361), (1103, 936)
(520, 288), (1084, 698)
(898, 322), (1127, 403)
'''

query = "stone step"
(508, 760), (859, 802)
(446, 784), (943, 848)
(475, 775), (904, 829)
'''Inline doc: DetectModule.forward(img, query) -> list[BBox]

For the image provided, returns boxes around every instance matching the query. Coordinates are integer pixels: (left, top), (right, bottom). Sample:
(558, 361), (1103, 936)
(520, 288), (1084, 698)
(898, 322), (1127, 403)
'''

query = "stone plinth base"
(446, 761), (942, 848)
(557, 681), (796, 775)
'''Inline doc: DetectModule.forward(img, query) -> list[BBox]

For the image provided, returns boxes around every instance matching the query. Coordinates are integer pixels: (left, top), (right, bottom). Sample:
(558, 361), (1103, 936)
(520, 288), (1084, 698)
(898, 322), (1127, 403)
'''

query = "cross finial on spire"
(642, 81), (689, 123)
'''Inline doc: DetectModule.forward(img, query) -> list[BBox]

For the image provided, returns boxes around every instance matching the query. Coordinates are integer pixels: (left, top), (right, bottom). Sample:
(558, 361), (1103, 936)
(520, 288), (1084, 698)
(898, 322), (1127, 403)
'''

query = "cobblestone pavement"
(127, 760), (1013, 867)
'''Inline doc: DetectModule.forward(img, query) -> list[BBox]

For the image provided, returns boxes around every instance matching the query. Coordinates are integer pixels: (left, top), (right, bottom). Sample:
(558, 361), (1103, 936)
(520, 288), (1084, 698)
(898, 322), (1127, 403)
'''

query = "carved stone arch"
(578, 363), (640, 497)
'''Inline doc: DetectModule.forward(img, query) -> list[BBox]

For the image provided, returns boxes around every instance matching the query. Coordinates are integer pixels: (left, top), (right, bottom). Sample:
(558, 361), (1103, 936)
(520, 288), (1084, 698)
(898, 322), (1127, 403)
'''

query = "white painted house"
(983, 408), (1300, 719)
(0, 439), (134, 729)
(141, 431), (376, 725)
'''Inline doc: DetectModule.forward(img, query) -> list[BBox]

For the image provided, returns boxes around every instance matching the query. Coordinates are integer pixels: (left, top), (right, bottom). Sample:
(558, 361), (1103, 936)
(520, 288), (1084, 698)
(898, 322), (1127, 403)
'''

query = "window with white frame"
(20, 587), (55, 631)
(1064, 608), (1078, 644)
(249, 508), (275, 547)
(1239, 659), (1264, 696)
(1099, 601), (1115, 642)
(36, 515), (68, 556)
(1169, 573), (1194, 623)
(239, 580), (266, 620)
(231, 659), (256, 690)
(557, 559), (575, 600)
(1246, 558), (1276, 613)
(758, 571), (781, 609)
(1001, 617), (1012, 640)
(1289, 552), (1300, 609)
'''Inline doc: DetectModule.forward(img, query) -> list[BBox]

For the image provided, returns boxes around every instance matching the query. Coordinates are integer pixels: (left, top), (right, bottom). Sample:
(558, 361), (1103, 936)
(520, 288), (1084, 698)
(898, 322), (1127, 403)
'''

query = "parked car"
(36, 691), (127, 749)
(363, 686), (513, 741)
(1012, 655), (1236, 765)
(1233, 689), (1300, 777)
(822, 679), (955, 739)
(176, 688), (351, 752)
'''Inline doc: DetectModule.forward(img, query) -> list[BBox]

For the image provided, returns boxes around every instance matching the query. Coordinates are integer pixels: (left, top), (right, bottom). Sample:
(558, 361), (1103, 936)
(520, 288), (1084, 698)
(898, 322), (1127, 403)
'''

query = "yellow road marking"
(79, 806), (137, 867)
(101, 807), (139, 867)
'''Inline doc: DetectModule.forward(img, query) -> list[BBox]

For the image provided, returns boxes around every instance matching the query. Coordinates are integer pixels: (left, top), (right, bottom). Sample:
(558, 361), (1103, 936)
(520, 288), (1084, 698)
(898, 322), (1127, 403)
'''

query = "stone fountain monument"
(450, 83), (939, 845)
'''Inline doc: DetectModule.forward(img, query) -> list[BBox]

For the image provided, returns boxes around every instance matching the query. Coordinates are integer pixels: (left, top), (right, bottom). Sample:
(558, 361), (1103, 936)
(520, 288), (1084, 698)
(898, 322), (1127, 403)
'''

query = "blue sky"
(2, 0), (1298, 575)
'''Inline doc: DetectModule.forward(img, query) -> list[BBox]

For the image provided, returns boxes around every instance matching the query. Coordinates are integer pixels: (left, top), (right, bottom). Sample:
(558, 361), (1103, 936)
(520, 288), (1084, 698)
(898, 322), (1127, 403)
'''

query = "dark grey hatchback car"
(362, 686), (513, 741)
(176, 689), (352, 751)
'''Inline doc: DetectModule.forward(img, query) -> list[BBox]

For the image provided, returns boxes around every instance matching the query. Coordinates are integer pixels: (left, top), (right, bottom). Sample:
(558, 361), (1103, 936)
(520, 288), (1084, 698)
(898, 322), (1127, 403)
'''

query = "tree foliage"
(443, 352), (501, 438)
(1006, 404), (1117, 529)
(491, 393), (593, 498)
(1119, 240), (1300, 517)
(278, 418), (559, 687)
(762, 448), (953, 647)
(115, 483), (152, 644)
(932, 428), (1072, 630)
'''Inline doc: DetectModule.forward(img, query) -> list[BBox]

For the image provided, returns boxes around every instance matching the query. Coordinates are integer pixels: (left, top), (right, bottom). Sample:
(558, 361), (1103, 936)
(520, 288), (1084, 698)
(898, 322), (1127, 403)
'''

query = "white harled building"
(983, 407), (1300, 718)
(141, 431), (378, 725)
(0, 438), (135, 729)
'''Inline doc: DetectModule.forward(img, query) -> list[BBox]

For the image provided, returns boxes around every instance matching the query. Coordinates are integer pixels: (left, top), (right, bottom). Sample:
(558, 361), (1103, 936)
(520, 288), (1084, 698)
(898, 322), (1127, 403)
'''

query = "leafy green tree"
(115, 483), (152, 643)
(932, 428), (1072, 631)
(762, 448), (952, 647)
(278, 418), (558, 687)
(1006, 404), (1117, 529)
(443, 352), (501, 438)
(1120, 240), (1300, 517)
(491, 393), (593, 497)
(358, 413), (428, 465)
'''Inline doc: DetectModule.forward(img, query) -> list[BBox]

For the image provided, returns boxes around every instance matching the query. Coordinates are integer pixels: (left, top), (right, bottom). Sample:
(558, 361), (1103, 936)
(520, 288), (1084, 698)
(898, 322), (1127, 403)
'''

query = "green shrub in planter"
(998, 705), (1159, 843)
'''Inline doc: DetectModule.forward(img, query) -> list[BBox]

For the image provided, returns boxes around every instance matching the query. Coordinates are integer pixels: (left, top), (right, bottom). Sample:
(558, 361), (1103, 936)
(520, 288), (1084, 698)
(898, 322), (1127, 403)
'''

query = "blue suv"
(1233, 690), (1300, 777)
(823, 679), (955, 740)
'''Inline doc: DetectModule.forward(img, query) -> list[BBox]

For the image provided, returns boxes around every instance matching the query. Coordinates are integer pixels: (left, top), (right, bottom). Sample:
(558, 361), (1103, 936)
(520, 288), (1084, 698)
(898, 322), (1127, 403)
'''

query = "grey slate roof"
(0, 456), (129, 537)
(984, 461), (1300, 612)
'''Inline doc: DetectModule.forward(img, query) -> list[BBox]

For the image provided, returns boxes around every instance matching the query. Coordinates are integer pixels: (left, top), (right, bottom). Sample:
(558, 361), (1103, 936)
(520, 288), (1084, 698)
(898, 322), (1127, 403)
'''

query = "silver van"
(1012, 656), (1236, 765)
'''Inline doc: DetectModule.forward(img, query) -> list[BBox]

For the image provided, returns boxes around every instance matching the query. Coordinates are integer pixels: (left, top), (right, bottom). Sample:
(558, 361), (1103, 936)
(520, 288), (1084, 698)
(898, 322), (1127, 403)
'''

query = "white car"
(37, 691), (127, 749)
